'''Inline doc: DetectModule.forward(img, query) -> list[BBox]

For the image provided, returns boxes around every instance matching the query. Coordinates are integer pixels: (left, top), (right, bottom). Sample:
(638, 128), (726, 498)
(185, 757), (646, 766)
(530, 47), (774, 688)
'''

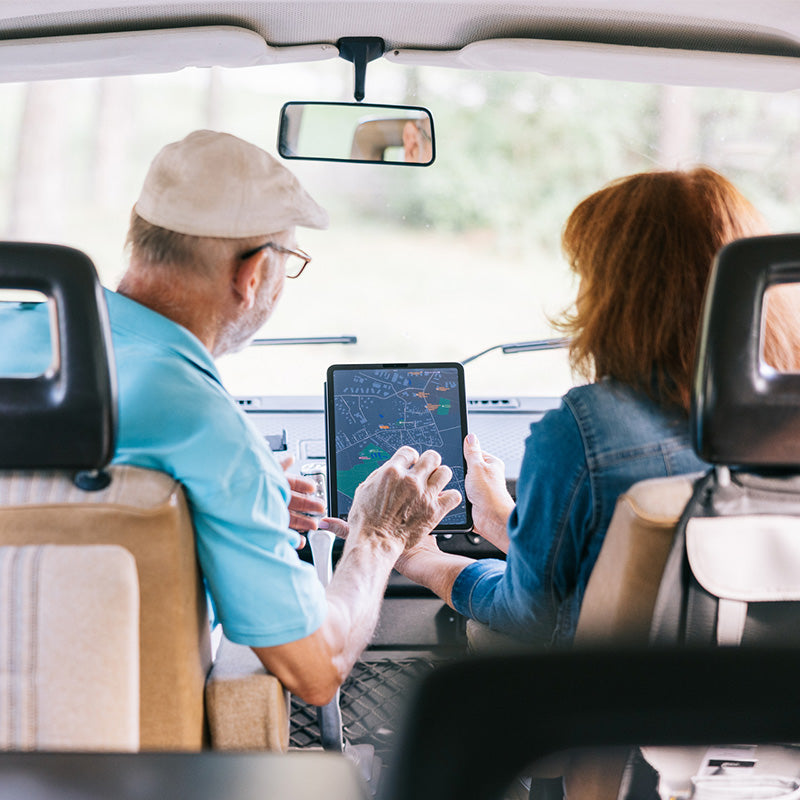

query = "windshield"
(1, 59), (797, 396)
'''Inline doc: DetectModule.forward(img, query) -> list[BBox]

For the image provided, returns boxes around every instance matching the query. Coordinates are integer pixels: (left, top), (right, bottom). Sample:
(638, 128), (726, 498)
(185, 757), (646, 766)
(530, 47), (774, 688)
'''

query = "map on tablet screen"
(325, 362), (472, 532)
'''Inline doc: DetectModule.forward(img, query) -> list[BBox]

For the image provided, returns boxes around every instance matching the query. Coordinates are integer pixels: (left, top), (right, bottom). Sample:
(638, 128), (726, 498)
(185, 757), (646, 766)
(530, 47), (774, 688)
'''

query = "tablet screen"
(325, 362), (472, 532)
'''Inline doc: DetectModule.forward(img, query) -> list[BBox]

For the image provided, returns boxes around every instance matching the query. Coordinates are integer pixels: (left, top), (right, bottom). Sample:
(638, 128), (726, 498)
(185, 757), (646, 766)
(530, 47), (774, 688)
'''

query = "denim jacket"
(450, 378), (707, 647)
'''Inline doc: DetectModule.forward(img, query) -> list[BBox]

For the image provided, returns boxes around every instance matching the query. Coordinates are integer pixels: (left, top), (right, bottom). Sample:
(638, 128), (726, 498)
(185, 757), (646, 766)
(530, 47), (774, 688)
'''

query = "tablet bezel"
(324, 361), (473, 533)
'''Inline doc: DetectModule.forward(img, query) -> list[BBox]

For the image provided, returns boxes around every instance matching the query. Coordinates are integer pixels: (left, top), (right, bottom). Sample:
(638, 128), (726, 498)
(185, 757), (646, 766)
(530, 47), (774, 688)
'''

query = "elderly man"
(1, 130), (460, 705)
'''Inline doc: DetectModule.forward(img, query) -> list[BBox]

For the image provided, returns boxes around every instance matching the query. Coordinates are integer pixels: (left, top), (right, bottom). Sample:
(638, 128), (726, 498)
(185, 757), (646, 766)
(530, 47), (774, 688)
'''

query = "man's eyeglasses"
(240, 242), (312, 279)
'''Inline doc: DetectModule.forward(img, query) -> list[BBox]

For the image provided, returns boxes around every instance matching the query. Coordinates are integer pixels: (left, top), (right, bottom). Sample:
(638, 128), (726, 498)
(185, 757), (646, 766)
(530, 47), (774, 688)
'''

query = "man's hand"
(463, 433), (515, 552)
(279, 455), (325, 535)
(256, 448), (459, 705)
(347, 446), (461, 552)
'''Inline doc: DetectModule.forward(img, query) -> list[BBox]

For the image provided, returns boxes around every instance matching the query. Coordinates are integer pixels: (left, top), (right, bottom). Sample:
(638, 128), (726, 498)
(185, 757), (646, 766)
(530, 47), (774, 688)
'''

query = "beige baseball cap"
(134, 130), (329, 237)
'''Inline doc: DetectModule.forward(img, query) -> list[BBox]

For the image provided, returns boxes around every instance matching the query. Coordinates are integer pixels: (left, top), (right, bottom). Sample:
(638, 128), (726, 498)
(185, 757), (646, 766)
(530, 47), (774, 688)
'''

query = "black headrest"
(692, 234), (800, 467)
(0, 242), (116, 470)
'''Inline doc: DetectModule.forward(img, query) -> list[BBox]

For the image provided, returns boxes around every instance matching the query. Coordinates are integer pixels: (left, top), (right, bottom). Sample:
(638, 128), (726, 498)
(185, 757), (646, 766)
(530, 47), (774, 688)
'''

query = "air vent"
(236, 396), (261, 409)
(467, 398), (520, 409)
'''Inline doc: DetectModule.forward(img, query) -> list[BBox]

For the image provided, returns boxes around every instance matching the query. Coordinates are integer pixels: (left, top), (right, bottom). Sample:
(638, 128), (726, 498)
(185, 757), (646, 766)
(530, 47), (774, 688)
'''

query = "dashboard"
(238, 393), (560, 555)
(239, 393), (561, 650)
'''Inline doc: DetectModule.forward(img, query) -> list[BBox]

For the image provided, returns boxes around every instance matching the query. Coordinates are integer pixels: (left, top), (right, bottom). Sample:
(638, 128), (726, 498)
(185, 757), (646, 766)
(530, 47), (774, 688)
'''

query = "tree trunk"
(8, 81), (70, 240)
(658, 85), (696, 169)
(92, 77), (133, 206)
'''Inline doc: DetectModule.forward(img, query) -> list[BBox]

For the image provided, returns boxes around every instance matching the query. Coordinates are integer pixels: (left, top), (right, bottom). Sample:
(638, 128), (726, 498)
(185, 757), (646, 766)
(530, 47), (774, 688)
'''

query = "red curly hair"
(557, 167), (771, 411)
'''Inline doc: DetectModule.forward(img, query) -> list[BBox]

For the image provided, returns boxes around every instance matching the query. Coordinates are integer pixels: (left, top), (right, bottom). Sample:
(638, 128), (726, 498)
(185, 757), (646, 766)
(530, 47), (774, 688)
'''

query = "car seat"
(0, 543), (140, 751)
(384, 646), (800, 800)
(0, 242), (288, 751)
(580, 235), (800, 649)
(573, 234), (800, 797)
(649, 234), (800, 647)
(469, 234), (800, 797)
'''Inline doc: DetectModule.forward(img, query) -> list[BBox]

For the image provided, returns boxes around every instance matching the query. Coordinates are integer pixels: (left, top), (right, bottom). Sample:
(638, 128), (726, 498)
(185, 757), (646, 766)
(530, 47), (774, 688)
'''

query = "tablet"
(325, 362), (472, 533)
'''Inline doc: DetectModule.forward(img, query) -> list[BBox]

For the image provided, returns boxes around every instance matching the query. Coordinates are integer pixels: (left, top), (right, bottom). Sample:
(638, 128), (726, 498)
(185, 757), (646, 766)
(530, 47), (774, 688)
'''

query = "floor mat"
(289, 656), (439, 750)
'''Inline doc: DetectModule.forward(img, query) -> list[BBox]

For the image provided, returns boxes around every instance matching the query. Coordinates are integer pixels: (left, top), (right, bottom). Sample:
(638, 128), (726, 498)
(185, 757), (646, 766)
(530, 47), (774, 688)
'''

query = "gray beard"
(213, 293), (272, 357)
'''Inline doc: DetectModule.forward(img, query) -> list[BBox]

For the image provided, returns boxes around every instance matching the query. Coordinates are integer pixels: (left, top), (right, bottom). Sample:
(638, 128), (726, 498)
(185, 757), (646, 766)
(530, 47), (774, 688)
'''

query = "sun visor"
(386, 39), (800, 92)
(0, 26), (338, 82)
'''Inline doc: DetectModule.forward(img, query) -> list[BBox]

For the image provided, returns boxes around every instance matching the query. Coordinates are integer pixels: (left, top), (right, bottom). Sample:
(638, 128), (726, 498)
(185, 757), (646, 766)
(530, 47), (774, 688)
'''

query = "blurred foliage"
(388, 72), (659, 246)
(340, 68), (800, 244)
(3, 65), (800, 259)
(1, 63), (799, 395)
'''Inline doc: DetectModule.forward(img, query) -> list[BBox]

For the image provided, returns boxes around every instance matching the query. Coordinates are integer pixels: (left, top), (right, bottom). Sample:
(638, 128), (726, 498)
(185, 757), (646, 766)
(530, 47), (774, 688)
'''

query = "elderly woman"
(383, 166), (797, 645)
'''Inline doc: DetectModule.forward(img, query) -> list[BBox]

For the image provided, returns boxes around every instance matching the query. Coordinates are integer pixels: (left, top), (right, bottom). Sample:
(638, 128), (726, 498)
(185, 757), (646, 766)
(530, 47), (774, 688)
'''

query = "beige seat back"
(467, 473), (700, 652)
(465, 475), (704, 796)
(562, 474), (700, 799)
(0, 544), (139, 751)
(0, 466), (211, 750)
(0, 244), (286, 754)
(574, 473), (699, 645)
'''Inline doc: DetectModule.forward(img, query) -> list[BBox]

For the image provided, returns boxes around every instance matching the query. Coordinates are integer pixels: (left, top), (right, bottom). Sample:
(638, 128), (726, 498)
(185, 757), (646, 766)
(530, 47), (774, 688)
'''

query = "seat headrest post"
(73, 469), (113, 492)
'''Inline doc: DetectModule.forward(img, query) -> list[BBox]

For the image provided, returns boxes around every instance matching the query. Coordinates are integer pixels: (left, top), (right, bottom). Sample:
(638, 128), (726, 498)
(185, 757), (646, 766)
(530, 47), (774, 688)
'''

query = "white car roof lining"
(389, 41), (800, 91)
(0, 28), (337, 82)
(0, 2), (798, 89)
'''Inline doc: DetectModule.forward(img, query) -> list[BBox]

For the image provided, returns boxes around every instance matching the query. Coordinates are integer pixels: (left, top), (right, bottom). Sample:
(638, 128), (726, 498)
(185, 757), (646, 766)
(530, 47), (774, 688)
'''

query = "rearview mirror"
(278, 102), (435, 166)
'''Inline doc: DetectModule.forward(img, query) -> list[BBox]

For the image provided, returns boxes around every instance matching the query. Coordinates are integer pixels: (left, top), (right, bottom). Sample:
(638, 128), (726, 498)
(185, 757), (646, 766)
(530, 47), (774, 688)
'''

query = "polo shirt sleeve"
(192, 434), (328, 648)
(114, 354), (327, 648)
(450, 400), (592, 644)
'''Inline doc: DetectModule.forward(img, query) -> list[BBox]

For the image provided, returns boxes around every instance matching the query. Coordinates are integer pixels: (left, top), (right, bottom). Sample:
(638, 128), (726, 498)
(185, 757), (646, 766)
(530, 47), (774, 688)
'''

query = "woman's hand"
(463, 433), (515, 553)
(393, 529), (442, 573)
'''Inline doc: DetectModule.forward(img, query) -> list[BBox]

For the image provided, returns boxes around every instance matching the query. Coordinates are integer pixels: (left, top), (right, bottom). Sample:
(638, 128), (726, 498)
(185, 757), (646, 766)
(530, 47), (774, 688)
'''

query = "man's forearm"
(321, 528), (404, 681)
(252, 444), (462, 706)
(251, 529), (402, 706)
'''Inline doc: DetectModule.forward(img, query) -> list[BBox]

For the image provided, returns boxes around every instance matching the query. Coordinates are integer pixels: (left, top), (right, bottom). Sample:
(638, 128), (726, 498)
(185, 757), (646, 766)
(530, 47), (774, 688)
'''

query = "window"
(1, 61), (797, 396)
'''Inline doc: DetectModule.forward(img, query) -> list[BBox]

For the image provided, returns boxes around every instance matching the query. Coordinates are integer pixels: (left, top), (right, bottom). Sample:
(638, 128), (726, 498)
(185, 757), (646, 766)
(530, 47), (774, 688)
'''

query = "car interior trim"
(0, 27), (337, 83)
(387, 39), (800, 91)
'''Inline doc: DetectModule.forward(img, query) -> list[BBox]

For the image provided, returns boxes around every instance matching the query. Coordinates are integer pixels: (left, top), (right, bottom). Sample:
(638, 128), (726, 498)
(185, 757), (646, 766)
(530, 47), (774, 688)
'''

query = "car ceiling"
(0, 1), (800, 89)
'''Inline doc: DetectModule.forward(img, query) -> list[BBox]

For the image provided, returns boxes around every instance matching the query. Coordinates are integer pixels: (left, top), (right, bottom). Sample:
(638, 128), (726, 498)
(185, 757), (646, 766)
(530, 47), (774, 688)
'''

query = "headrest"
(0, 242), (116, 470)
(692, 234), (800, 467)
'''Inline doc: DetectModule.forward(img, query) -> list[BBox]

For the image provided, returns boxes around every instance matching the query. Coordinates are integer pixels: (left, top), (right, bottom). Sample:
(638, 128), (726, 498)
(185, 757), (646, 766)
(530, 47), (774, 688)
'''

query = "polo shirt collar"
(103, 288), (222, 383)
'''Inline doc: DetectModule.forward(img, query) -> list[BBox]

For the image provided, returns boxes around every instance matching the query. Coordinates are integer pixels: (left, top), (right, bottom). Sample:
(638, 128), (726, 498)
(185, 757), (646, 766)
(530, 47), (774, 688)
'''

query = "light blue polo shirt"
(0, 291), (327, 647)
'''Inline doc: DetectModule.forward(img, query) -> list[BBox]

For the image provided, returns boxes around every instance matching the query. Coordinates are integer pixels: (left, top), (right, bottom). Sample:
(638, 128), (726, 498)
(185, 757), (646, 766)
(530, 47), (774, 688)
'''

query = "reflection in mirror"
(278, 101), (435, 165)
(0, 290), (54, 377)
(761, 283), (800, 373)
